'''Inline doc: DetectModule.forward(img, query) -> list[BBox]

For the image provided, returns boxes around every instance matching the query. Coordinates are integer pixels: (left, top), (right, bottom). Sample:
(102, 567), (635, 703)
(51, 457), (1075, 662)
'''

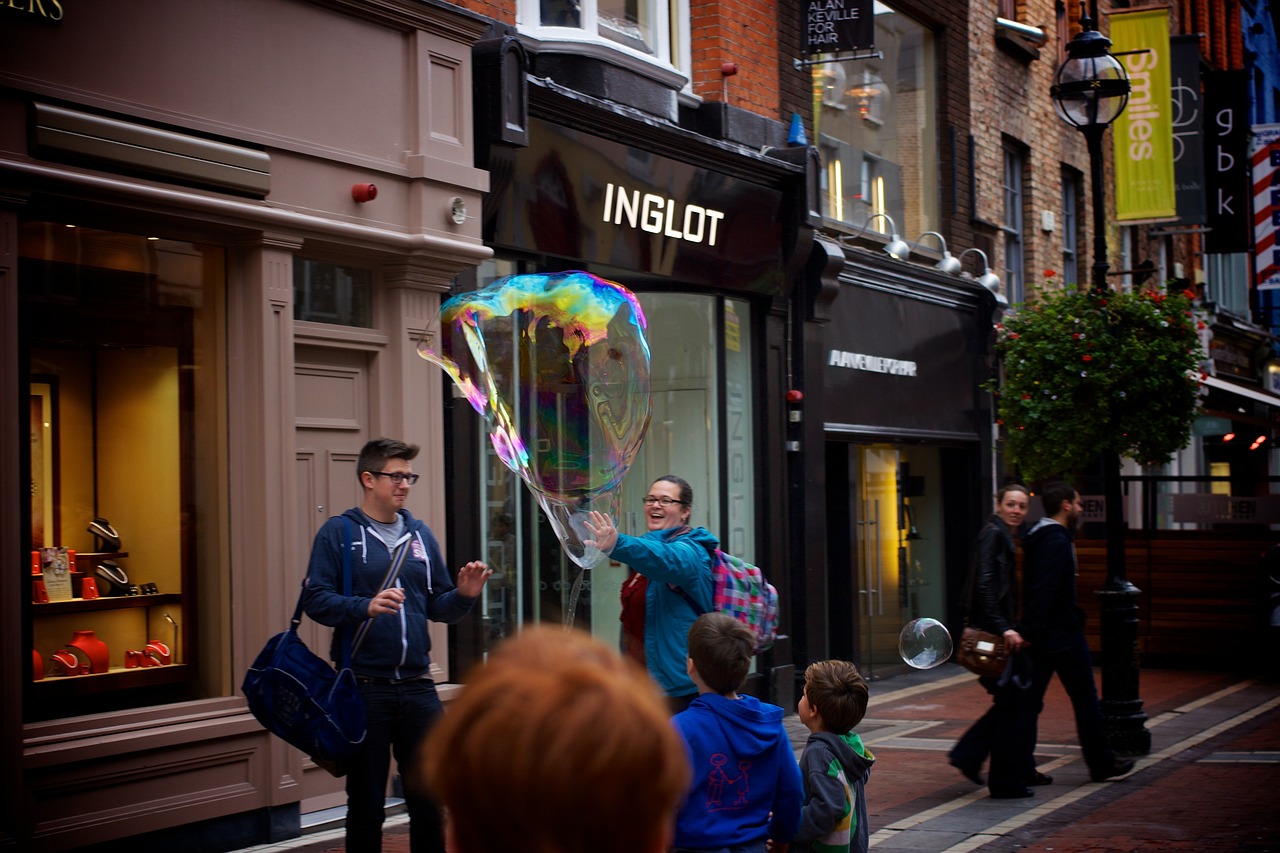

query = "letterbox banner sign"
(804, 0), (874, 56)
(1203, 70), (1252, 254)
(1111, 7), (1177, 222)
(1253, 123), (1280, 290)
(1170, 35), (1206, 225)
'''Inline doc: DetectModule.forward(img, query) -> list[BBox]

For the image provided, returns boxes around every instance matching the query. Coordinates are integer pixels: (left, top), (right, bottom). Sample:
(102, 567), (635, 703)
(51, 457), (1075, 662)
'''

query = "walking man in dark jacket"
(1021, 480), (1134, 784)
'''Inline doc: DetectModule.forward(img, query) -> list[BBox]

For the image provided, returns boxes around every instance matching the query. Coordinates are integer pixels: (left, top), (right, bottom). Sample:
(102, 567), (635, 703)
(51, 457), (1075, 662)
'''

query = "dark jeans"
(346, 678), (445, 853)
(950, 671), (1035, 792)
(1025, 631), (1117, 776)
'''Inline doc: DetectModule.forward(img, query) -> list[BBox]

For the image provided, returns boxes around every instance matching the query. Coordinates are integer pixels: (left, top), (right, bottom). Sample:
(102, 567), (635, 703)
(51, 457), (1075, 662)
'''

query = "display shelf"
(33, 593), (181, 616)
(31, 663), (192, 696)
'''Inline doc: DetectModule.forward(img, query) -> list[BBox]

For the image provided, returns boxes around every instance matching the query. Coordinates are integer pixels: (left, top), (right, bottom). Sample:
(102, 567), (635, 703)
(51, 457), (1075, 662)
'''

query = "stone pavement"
(240, 665), (1280, 853)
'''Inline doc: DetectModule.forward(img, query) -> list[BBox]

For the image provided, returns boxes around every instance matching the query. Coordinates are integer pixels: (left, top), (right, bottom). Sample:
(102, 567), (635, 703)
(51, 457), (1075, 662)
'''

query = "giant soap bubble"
(418, 271), (651, 569)
(898, 618), (953, 669)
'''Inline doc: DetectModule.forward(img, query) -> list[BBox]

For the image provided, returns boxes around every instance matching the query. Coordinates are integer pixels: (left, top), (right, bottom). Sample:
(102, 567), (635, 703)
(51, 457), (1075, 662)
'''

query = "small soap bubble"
(898, 617), (953, 669)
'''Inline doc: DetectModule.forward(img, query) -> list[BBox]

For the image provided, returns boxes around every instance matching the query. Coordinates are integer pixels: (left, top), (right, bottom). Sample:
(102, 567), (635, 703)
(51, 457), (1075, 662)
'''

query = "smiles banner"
(1111, 7), (1177, 222)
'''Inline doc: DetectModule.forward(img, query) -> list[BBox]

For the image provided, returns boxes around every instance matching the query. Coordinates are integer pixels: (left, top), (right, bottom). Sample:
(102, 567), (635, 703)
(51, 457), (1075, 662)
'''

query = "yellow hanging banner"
(1111, 7), (1177, 222)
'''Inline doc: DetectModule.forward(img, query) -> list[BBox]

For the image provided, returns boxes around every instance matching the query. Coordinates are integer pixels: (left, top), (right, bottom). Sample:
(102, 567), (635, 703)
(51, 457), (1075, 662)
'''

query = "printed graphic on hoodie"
(705, 754), (753, 810)
(818, 758), (853, 847)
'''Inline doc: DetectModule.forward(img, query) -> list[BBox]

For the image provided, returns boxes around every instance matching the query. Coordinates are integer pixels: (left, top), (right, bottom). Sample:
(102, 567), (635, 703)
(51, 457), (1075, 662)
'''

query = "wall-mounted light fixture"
(958, 247), (1003, 302)
(915, 231), (962, 275)
(844, 212), (909, 259)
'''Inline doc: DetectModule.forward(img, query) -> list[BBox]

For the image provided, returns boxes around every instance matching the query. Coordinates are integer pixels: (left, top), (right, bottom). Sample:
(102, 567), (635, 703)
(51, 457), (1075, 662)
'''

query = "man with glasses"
(304, 437), (490, 853)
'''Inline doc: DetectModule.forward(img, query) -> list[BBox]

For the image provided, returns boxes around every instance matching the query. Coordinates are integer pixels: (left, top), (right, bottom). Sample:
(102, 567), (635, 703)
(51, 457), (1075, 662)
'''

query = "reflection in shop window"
(812, 1), (937, 238)
(20, 221), (227, 721)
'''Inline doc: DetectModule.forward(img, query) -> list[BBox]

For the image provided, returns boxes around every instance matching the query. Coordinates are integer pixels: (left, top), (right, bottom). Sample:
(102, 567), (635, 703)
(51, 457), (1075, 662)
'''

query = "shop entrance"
(826, 441), (949, 679)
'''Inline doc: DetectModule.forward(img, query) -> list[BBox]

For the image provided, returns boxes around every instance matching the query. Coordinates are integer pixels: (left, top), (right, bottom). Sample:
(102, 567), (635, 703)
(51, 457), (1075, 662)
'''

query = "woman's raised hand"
(583, 511), (619, 555)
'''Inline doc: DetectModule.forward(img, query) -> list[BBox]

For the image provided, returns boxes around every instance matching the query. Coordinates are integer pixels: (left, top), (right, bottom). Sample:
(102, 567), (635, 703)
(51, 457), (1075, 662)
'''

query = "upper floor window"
(1002, 142), (1026, 304)
(522, 0), (689, 72)
(1061, 166), (1081, 286)
(813, 3), (938, 240)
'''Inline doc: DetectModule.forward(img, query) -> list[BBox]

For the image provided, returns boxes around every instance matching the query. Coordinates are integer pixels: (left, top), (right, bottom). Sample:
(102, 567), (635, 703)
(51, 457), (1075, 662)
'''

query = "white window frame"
(517, 0), (691, 84)
(1002, 144), (1026, 305)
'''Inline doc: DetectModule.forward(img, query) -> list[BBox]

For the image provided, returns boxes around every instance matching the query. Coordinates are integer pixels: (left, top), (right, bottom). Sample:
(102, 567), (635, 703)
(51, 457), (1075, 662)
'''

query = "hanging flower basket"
(988, 286), (1206, 481)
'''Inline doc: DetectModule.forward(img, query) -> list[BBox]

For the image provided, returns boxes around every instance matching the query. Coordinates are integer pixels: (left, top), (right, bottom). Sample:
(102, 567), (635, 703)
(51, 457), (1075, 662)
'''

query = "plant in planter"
(989, 282), (1206, 481)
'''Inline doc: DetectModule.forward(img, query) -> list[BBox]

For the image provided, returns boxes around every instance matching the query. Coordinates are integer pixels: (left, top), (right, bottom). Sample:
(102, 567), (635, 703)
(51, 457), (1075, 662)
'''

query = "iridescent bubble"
(898, 617), (953, 669)
(418, 271), (651, 568)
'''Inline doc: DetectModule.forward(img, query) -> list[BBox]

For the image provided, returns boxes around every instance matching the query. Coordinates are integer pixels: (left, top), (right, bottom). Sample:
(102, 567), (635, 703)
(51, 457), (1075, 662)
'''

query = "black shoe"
(989, 786), (1034, 799)
(1090, 758), (1135, 782)
(1026, 771), (1053, 786)
(949, 758), (984, 786)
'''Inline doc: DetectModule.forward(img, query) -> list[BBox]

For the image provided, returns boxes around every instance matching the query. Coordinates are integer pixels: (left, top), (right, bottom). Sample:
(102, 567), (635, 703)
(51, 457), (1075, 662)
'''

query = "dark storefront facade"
(444, 33), (814, 696)
(792, 247), (1000, 681)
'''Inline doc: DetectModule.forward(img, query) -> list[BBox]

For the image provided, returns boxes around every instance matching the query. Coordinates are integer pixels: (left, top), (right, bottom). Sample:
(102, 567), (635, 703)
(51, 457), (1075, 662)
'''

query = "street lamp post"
(1050, 3), (1151, 755)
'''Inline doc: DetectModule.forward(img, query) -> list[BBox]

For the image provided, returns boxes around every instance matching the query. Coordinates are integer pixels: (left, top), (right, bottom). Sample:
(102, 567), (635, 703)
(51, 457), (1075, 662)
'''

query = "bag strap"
(350, 530), (412, 657)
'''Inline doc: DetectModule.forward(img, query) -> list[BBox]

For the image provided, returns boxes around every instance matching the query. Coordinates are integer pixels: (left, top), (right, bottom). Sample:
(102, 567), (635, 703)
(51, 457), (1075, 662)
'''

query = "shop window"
(469, 263), (755, 660)
(294, 257), (372, 327)
(523, 0), (689, 72)
(812, 2), (938, 238)
(20, 221), (226, 721)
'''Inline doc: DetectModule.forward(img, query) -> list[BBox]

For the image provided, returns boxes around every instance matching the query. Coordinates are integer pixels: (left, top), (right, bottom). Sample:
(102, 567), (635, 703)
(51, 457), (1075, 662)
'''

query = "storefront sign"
(489, 118), (787, 293)
(823, 279), (978, 438)
(1168, 493), (1280, 525)
(1, 0), (62, 22)
(1203, 70), (1251, 254)
(601, 183), (726, 247)
(828, 350), (917, 376)
(1170, 36), (1206, 225)
(1111, 8), (1176, 222)
(804, 0), (873, 55)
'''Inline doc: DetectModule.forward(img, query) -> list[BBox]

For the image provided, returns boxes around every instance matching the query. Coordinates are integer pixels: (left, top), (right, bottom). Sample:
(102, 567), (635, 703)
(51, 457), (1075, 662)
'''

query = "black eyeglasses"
(642, 496), (685, 507)
(368, 471), (420, 485)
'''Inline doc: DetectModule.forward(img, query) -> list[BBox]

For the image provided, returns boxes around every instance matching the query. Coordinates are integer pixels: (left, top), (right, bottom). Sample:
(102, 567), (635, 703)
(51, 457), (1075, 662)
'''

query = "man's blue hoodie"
(302, 508), (477, 680)
(671, 693), (804, 850)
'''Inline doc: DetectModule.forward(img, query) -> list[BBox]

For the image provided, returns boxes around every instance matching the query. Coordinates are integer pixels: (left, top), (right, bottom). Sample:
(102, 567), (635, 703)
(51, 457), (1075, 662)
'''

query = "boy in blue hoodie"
(793, 660), (875, 853)
(671, 612), (803, 853)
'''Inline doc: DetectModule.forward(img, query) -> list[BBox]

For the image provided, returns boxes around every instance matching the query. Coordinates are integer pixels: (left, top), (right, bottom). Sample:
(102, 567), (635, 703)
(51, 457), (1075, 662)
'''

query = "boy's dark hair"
(358, 438), (419, 478)
(1040, 480), (1077, 518)
(687, 612), (753, 695)
(804, 660), (869, 735)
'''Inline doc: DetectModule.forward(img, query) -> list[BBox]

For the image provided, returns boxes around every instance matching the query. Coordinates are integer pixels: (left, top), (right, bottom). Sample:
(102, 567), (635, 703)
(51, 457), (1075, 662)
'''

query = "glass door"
(851, 443), (947, 676)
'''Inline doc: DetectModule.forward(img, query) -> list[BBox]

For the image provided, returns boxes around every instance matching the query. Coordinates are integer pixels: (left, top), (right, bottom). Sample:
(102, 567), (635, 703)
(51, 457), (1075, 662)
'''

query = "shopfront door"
(830, 442), (947, 679)
(294, 342), (371, 807)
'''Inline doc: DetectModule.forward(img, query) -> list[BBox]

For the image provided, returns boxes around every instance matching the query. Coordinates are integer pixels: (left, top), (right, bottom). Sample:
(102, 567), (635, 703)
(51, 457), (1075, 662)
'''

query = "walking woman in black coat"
(948, 483), (1044, 799)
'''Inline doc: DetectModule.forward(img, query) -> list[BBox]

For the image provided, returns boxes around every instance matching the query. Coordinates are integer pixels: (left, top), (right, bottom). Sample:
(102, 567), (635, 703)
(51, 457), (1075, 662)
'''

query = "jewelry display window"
(20, 219), (228, 722)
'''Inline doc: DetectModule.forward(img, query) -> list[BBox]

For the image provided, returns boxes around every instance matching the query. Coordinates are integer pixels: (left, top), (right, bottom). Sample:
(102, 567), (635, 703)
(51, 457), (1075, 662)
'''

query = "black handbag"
(243, 519), (366, 774)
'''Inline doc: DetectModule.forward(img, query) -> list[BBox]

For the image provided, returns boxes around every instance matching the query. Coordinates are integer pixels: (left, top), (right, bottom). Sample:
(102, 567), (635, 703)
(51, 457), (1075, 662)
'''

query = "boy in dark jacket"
(794, 660), (876, 853)
(671, 612), (803, 853)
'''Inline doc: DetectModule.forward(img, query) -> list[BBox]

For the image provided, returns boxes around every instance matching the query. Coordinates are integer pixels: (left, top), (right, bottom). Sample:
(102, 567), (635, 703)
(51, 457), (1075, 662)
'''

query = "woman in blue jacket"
(586, 474), (716, 712)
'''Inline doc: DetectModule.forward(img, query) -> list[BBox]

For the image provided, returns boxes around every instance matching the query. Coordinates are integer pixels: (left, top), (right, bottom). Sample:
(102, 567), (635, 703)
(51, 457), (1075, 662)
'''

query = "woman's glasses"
(642, 496), (685, 507)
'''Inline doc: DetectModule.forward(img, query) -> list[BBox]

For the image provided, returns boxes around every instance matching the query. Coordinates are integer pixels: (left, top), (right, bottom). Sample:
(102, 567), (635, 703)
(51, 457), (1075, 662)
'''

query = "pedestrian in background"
(792, 660), (875, 853)
(1021, 480), (1134, 784)
(670, 612), (803, 853)
(949, 482), (1045, 798)
(303, 438), (490, 853)
(585, 474), (717, 712)
(421, 626), (690, 853)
